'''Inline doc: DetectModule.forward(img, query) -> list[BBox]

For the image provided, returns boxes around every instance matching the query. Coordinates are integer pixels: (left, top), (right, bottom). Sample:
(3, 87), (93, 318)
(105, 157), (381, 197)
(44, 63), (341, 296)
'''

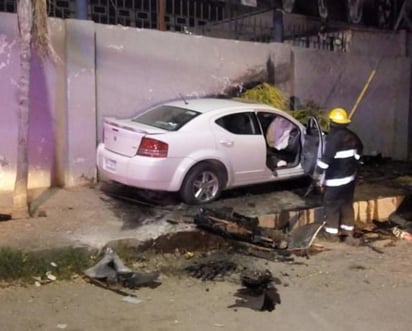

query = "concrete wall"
(0, 12), (410, 193)
(94, 25), (292, 140)
(0, 13), (66, 192)
(348, 29), (408, 57)
(293, 47), (411, 158)
(65, 19), (97, 187)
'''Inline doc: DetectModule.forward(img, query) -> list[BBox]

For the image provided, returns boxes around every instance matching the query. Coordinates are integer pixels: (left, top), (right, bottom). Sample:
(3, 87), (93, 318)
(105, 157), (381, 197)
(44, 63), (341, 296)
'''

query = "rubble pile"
(229, 269), (281, 312)
(184, 260), (238, 281)
(194, 207), (325, 254)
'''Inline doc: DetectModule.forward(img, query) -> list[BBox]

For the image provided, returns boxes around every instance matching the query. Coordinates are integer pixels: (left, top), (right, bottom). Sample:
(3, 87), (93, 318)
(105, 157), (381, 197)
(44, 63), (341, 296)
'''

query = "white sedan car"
(96, 98), (323, 204)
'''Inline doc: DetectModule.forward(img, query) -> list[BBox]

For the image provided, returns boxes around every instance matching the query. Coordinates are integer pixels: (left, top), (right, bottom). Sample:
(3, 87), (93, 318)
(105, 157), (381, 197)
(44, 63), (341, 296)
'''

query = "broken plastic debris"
(33, 276), (42, 286)
(122, 296), (142, 304)
(228, 269), (281, 312)
(0, 213), (11, 222)
(184, 251), (194, 259)
(83, 247), (132, 279)
(393, 227), (412, 241)
(83, 248), (160, 289)
(50, 262), (58, 268)
(57, 324), (67, 329)
(46, 272), (57, 281)
(288, 222), (325, 250)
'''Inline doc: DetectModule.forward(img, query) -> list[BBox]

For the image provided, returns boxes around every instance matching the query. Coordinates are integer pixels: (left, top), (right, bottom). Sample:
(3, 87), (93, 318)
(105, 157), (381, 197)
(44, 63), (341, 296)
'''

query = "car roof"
(164, 97), (275, 114)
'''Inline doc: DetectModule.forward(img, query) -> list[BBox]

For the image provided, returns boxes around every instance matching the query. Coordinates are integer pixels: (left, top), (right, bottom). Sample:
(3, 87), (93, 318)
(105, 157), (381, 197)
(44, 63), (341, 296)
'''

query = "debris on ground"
(0, 213), (11, 222)
(194, 207), (286, 249)
(193, 207), (326, 256)
(392, 227), (412, 241)
(345, 206), (412, 251)
(287, 222), (325, 252)
(194, 190), (412, 256)
(83, 248), (161, 295)
(228, 269), (281, 312)
(387, 195), (412, 241)
(121, 296), (143, 305)
(184, 260), (238, 281)
(32, 270), (58, 286)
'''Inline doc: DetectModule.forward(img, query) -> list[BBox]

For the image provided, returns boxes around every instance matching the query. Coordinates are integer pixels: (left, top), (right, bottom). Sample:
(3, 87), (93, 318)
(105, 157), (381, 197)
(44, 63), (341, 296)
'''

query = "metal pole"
(349, 69), (377, 119)
(273, 8), (283, 42)
(76, 0), (88, 20)
(394, 0), (408, 31)
(157, 0), (166, 31)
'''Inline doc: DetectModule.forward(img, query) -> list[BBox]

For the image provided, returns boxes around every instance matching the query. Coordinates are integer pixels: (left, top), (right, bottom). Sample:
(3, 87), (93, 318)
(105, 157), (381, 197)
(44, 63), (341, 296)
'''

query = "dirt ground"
(0, 159), (412, 331)
(1, 241), (412, 331)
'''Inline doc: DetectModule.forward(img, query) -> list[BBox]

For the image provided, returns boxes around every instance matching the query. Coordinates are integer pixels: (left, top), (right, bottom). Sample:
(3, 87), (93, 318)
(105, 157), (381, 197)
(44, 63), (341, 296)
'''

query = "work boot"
(316, 230), (340, 243)
(341, 235), (362, 247)
(339, 229), (353, 237)
(340, 228), (363, 246)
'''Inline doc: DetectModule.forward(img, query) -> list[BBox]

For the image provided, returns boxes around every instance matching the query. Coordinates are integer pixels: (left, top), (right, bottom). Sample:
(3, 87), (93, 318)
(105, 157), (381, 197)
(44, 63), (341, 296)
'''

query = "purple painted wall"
(0, 13), (66, 192)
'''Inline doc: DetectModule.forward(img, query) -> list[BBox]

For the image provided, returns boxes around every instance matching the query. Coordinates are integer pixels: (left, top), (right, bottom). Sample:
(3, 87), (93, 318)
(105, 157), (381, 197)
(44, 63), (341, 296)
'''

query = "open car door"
(301, 116), (325, 178)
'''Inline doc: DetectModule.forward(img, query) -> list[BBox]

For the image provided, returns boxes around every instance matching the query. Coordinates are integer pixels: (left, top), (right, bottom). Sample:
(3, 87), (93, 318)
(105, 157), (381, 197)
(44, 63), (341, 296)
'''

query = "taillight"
(137, 137), (168, 158)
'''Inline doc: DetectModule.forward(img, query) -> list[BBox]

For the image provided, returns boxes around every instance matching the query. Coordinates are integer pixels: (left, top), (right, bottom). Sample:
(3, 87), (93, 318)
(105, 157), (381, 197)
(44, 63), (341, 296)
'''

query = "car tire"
(180, 162), (225, 205)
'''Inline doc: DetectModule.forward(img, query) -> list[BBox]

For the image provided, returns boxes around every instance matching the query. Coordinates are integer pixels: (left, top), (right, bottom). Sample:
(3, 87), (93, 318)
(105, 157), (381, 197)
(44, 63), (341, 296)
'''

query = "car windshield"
(132, 105), (200, 131)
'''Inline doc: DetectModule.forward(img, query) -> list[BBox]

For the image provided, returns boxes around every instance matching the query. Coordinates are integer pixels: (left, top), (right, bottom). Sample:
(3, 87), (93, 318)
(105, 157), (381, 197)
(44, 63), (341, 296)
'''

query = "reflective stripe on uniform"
(325, 227), (339, 234)
(335, 149), (357, 159)
(355, 154), (360, 160)
(325, 174), (355, 187)
(340, 224), (354, 231)
(317, 160), (329, 169)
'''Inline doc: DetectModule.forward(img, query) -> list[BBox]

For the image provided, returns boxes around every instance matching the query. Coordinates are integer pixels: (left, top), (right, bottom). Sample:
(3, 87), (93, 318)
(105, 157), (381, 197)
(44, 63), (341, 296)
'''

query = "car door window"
(257, 111), (302, 169)
(215, 112), (259, 135)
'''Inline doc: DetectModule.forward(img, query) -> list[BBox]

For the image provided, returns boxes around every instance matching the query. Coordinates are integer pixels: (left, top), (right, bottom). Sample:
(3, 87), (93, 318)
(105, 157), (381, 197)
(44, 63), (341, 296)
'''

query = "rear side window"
(133, 105), (200, 131)
(215, 112), (260, 135)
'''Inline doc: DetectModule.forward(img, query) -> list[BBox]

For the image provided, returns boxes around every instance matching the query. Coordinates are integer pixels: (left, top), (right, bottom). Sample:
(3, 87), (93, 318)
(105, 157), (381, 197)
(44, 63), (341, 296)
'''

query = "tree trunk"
(13, 0), (33, 219)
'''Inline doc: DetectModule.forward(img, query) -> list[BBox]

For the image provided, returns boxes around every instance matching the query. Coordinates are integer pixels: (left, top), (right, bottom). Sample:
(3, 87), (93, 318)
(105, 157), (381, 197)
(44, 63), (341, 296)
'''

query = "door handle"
(219, 139), (234, 147)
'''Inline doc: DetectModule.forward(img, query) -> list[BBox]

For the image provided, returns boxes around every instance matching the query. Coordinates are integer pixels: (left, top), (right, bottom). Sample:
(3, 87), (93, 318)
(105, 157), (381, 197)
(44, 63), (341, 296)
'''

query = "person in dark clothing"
(315, 108), (363, 243)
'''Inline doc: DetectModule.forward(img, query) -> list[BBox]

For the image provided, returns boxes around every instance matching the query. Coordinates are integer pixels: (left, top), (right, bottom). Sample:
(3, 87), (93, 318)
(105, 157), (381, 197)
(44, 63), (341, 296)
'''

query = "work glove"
(313, 170), (325, 189)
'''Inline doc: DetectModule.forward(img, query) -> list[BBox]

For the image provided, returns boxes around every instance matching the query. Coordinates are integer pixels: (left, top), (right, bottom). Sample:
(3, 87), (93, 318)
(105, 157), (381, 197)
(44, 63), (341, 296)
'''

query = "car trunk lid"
(103, 118), (164, 157)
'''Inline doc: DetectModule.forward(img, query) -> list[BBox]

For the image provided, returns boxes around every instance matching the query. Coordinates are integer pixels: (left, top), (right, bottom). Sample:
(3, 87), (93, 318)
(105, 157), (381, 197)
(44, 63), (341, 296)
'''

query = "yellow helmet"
(329, 108), (351, 124)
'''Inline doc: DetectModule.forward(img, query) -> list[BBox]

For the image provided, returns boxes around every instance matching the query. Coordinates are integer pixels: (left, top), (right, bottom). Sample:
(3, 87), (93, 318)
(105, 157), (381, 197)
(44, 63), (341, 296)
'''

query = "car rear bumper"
(96, 143), (184, 191)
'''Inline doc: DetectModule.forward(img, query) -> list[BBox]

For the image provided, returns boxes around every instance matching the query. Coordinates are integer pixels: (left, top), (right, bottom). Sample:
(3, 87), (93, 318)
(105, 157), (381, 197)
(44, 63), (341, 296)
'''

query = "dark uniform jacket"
(316, 124), (363, 187)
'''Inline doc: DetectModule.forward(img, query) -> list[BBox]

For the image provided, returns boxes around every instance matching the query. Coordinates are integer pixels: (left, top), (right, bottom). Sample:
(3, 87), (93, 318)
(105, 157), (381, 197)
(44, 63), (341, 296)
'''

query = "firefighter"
(315, 107), (363, 243)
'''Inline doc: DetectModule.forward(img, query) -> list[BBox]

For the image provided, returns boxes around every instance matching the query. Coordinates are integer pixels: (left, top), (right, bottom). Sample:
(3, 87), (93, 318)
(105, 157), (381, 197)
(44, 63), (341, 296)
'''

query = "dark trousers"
(323, 181), (356, 233)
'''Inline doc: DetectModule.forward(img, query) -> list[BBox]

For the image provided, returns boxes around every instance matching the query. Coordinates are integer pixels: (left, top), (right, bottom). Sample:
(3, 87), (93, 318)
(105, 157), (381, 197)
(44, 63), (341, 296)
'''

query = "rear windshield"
(132, 105), (200, 131)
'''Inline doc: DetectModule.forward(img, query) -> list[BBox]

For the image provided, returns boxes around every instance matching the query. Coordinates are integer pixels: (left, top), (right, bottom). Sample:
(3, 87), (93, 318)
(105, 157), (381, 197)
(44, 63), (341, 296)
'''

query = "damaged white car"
(96, 98), (323, 204)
